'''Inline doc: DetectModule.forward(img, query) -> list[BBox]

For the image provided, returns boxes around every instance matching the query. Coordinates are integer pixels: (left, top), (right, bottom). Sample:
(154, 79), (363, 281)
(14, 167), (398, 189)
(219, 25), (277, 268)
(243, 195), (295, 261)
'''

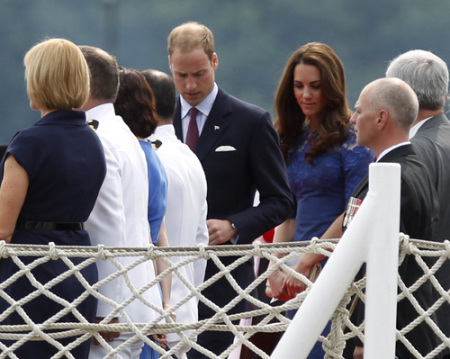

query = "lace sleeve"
(341, 129), (374, 202)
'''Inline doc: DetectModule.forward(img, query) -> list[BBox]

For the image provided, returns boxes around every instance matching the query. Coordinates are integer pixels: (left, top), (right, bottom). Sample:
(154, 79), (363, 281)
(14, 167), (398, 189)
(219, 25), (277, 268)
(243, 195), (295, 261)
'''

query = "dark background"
(1, 0), (449, 144)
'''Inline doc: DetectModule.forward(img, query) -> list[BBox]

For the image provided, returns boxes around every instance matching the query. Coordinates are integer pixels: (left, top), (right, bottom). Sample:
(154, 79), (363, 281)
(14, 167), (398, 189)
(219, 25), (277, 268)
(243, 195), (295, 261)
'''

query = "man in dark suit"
(167, 21), (294, 357)
(346, 78), (440, 359)
(386, 50), (450, 358)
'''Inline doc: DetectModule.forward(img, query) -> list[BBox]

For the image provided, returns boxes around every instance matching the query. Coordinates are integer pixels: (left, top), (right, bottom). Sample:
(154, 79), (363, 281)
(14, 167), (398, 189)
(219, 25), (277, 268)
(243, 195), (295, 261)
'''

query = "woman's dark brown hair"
(274, 42), (351, 163)
(114, 67), (158, 138)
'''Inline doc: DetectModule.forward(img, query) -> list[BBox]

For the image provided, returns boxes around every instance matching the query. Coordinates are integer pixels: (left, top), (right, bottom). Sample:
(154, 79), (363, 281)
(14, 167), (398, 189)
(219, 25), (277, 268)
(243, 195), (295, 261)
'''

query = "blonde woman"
(0, 38), (106, 358)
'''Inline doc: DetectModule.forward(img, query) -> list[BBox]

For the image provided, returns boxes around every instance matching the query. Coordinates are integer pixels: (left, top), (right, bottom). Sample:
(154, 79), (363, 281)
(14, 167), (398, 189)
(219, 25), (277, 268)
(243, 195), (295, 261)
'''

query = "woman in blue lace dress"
(268, 42), (374, 358)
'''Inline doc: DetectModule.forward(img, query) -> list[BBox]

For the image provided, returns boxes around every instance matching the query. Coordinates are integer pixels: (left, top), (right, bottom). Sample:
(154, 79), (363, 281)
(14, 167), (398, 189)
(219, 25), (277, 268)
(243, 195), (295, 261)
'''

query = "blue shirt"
(139, 140), (168, 244)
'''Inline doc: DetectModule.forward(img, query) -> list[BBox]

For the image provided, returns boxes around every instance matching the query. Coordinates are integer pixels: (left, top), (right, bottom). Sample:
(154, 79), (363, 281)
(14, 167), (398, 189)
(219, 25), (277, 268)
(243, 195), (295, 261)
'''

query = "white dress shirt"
(180, 83), (218, 140)
(150, 124), (208, 342)
(85, 103), (162, 322)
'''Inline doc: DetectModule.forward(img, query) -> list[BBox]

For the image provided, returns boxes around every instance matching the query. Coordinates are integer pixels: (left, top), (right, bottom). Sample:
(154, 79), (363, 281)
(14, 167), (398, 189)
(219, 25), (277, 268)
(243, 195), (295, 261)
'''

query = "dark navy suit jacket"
(174, 87), (294, 317)
(174, 88), (294, 244)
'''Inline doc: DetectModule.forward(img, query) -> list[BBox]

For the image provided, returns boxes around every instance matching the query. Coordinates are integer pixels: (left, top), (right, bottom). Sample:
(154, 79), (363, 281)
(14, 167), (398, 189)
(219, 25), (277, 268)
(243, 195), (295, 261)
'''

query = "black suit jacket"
(347, 144), (439, 240)
(174, 88), (294, 244)
(344, 144), (441, 359)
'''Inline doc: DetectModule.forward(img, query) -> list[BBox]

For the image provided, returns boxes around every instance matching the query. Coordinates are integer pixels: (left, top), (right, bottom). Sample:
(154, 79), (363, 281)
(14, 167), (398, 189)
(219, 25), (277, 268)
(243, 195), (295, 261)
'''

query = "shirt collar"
(377, 141), (410, 162)
(36, 110), (86, 126)
(85, 103), (116, 122)
(180, 83), (218, 119)
(150, 124), (176, 140)
(409, 116), (432, 139)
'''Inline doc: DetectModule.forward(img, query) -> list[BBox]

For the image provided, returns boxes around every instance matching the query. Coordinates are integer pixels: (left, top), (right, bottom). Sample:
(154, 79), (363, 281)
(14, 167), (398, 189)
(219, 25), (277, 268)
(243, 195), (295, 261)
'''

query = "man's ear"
(377, 109), (389, 129)
(212, 52), (219, 70)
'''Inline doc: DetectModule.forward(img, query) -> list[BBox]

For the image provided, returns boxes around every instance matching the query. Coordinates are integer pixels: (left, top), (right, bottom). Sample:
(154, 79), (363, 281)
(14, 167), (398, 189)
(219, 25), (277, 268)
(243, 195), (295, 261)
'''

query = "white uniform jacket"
(150, 124), (208, 342)
(85, 103), (162, 322)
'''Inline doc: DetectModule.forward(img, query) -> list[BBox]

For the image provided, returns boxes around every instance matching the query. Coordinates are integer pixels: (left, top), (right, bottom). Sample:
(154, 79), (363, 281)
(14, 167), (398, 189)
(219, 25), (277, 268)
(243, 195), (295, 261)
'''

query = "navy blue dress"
(0, 111), (106, 358)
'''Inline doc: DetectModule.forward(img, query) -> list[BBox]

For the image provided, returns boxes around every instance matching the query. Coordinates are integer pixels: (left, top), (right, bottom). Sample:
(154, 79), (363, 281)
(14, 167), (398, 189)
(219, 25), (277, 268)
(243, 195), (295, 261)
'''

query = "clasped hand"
(207, 219), (237, 245)
(266, 264), (312, 301)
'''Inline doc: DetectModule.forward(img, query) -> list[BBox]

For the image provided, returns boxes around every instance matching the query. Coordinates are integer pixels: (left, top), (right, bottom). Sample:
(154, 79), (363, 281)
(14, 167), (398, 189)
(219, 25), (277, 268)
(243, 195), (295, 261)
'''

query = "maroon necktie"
(186, 107), (199, 151)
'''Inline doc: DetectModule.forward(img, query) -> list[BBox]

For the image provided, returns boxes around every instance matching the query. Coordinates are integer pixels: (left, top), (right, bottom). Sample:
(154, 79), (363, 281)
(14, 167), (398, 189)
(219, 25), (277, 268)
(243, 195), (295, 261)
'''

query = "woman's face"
(293, 63), (326, 125)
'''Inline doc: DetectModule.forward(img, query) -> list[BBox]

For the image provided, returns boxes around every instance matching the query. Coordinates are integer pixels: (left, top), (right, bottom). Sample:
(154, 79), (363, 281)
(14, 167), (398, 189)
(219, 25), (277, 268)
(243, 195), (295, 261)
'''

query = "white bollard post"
(364, 163), (400, 359)
(270, 163), (401, 359)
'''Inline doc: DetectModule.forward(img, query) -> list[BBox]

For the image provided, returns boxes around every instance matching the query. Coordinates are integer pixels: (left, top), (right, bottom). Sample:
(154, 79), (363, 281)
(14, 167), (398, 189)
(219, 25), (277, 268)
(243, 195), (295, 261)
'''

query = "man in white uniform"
(144, 69), (208, 359)
(80, 46), (162, 359)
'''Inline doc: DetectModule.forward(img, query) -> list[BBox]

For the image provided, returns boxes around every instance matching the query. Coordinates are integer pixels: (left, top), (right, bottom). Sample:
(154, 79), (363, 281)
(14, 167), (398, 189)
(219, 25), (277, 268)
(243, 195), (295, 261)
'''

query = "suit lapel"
(352, 174), (369, 198)
(195, 89), (232, 162)
(173, 100), (183, 140)
(174, 89), (233, 162)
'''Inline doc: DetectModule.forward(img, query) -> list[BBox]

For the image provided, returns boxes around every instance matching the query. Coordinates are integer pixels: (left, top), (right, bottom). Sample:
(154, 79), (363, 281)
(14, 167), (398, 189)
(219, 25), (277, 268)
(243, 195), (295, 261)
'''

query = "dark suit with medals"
(343, 144), (442, 359)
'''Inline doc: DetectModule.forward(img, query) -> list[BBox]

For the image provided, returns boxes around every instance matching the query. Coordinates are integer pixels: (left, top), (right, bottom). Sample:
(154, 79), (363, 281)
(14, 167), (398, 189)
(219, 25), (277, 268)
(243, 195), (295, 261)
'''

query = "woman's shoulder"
(341, 126), (374, 159)
(343, 126), (357, 145)
(9, 125), (46, 150)
(342, 127), (365, 149)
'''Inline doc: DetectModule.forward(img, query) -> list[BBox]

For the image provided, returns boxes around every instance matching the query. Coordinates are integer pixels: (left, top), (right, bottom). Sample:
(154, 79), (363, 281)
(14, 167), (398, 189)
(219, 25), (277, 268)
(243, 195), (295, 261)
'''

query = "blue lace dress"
(287, 126), (374, 244)
(286, 126), (373, 359)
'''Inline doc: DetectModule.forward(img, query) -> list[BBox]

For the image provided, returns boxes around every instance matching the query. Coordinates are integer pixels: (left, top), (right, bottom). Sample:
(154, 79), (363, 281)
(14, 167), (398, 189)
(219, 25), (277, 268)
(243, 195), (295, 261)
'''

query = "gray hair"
(386, 49), (448, 111)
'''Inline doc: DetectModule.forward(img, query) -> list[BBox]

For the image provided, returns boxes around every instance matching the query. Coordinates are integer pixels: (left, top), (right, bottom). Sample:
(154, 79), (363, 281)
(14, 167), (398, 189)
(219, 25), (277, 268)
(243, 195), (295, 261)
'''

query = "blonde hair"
(24, 38), (90, 111)
(168, 22), (215, 60)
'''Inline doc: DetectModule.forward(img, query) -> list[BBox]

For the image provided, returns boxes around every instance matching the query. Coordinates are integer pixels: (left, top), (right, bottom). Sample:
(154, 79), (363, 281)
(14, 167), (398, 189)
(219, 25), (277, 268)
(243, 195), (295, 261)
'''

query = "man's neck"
(157, 117), (174, 126)
(81, 97), (110, 112)
(372, 130), (410, 159)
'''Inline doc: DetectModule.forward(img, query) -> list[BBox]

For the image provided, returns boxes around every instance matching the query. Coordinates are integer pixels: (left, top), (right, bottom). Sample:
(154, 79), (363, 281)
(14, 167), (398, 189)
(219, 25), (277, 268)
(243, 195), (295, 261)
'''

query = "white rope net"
(0, 237), (449, 359)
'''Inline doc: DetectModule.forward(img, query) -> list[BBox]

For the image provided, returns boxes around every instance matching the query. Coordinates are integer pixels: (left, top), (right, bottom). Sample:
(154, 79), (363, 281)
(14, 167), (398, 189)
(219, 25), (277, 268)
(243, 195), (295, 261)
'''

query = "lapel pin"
(214, 125), (220, 131)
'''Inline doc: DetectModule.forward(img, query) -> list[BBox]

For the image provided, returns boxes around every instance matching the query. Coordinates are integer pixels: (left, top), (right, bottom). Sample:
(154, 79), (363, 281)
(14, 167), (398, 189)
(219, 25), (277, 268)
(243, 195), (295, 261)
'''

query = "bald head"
(363, 77), (419, 131)
(351, 78), (419, 155)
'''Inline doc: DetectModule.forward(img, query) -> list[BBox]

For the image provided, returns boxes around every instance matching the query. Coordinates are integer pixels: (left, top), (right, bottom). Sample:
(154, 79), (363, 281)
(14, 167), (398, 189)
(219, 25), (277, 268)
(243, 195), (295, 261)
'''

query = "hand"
(207, 219), (237, 245)
(93, 317), (120, 345)
(353, 345), (364, 359)
(283, 256), (314, 299)
(266, 268), (291, 301)
(152, 333), (168, 346)
(284, 272), (308, 299)
(163, 302), (176, 322)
